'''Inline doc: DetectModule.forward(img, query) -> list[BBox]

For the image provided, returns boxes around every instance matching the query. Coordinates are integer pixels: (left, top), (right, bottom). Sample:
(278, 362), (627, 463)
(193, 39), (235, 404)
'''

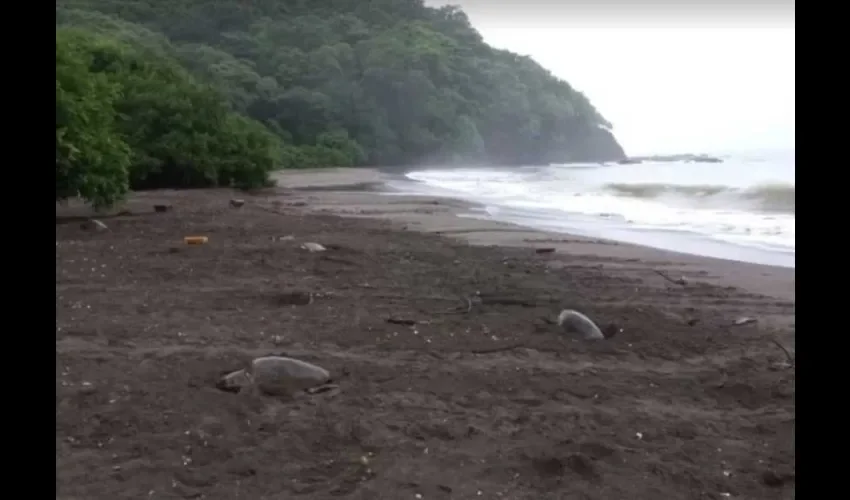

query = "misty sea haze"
(385, 150), (795, 268)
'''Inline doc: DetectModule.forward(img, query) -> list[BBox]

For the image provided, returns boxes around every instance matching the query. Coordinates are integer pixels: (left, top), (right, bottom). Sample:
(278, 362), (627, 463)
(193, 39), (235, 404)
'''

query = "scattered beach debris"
(468, 342), (526, 355)
(761, 469), (795, 487)
(153, 204), (172, 213)
(535, 247), (556, 254)
(601, 323), (623, 339)
(532, 317), (555, 333)
(305, 384), (339, 395)
(274, 291), (313, 306)
(229, 198), (245, 208)
(80, 219), (108, 232)
(301, 242), (326, 252)
(770, 338), (794, 365)
(319, 255), (360, 267)
(653, 269), (688, 286)
(566, 453), (600, 479)
(557, 309), (606, 340)
(440, 292), (565, 315)
(477, 294), (536, 308)
(438, 294), (476, 314)
(183, 236), (209, 245)
(386, 317), (417, 326)
(386, 318), (418, 326)
(216, 356), (331, 397)
(733, 316), (757, 326)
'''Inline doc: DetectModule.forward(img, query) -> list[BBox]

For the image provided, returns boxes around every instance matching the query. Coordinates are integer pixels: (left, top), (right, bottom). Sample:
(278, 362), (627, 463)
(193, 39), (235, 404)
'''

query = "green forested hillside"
(56, 0), (625, 207)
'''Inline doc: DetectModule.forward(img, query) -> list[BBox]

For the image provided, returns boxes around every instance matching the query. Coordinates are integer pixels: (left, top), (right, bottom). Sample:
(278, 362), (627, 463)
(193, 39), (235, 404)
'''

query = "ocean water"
(385, 150), (795, 268)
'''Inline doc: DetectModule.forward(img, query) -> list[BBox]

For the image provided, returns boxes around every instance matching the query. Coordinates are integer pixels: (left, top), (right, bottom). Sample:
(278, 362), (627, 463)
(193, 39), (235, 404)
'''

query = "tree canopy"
(56, 27), (282, 207)
(56, 0), (626, 207)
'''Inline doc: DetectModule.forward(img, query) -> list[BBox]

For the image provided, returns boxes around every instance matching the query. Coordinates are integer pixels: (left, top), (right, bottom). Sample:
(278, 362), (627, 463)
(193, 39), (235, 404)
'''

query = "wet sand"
(274, 168), (795, 305)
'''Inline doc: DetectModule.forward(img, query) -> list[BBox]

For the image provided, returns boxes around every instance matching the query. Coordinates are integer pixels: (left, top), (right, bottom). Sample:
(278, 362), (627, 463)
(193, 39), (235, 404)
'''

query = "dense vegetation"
(56, 29), (281, 208)
(56, 0), (625, 207)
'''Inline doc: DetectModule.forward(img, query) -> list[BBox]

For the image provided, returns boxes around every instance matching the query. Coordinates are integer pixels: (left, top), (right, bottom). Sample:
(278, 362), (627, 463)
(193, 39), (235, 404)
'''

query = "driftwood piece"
(80, 219), (108, 232)
(437, 295), (475, 315)
(653, 269), (688, 286)
(386, 318), (417, 326)
(732, 317), (757, 326)
(469, 343), (526, 354)
(481, 297), (537, 308)
(319, 255), (360, 267)
(771, 338), (794, 365)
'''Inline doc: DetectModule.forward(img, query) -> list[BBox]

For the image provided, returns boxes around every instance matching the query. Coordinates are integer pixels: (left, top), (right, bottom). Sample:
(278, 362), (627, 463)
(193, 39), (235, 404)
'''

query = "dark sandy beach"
(56, 168), (795, 499)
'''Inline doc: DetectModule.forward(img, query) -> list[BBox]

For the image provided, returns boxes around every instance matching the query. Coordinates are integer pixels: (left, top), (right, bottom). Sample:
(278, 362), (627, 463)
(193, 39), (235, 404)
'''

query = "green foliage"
(55, 27), (281, 207)
(56, 29), (131, 209)
(56, 0), (626, 172)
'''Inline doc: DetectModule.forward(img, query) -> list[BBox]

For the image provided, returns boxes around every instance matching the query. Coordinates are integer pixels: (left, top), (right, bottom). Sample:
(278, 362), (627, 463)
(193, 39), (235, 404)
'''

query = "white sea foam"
(386, 151), (795, 267)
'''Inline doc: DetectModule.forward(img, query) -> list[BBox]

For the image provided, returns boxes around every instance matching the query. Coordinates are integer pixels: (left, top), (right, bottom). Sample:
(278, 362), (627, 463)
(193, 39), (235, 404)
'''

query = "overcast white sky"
(426, 1), (795, 156)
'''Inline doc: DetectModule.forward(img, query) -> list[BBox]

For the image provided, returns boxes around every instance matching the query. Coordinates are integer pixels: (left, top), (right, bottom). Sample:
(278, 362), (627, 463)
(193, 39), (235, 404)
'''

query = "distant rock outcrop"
(618, 153), (723, 165)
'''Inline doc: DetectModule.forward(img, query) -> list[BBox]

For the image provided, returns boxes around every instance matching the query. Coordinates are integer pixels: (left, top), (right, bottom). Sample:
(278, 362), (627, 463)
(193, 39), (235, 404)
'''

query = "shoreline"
(384, 165), (795, 269)
(57, 177), (795, 499)
(272, 168), (795, 303)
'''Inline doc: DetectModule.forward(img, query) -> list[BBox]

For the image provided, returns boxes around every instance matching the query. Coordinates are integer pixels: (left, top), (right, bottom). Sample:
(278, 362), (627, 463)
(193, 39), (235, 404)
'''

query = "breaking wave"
(392, 151), (795, 267)
(603, 182), (795, 214)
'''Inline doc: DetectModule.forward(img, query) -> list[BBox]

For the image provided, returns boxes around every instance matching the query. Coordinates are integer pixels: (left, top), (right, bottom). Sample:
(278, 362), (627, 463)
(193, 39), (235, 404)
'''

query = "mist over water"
(387, 150), (795, 268)
(406, 3), (796, 267)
